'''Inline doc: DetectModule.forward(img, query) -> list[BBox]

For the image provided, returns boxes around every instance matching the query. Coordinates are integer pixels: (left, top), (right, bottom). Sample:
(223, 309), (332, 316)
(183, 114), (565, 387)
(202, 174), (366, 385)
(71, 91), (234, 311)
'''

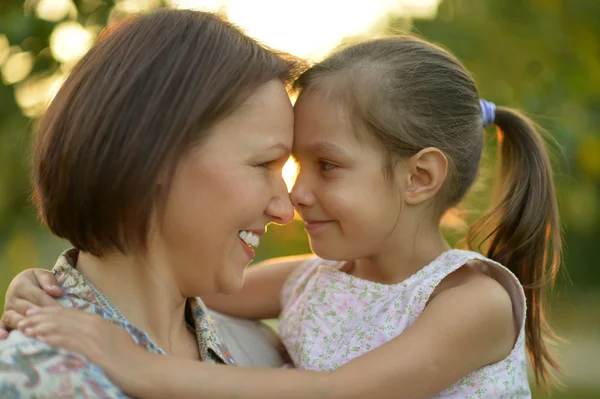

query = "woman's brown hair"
(294, 35), (561, 388)
(33, 8), (304, 256)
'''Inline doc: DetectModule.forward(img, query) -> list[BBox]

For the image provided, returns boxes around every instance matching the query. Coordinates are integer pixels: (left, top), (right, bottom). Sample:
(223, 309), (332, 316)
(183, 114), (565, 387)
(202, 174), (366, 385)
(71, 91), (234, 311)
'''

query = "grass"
(534, 387), (600, 398)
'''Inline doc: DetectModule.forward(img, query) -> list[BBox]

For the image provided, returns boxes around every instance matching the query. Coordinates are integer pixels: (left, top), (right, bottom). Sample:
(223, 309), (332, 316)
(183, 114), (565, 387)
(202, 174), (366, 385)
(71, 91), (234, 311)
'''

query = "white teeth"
(238, 231), (260, 248)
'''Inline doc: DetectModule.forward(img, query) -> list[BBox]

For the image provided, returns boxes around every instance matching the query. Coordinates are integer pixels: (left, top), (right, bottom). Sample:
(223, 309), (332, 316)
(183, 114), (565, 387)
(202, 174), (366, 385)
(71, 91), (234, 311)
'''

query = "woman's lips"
(239, 237), (255, 259)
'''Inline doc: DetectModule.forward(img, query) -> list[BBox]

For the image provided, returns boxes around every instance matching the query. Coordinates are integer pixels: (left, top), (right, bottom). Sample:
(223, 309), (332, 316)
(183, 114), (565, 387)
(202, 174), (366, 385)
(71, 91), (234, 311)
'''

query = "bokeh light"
(49, 21), (94, 64)
(0, 34), (10, 66)
(114, 0), (161, 13)
(282, 158), (299, 192)
(14, 72), (66, 118)
(1, 51), (34, 85)
(35, 0), (75, 22)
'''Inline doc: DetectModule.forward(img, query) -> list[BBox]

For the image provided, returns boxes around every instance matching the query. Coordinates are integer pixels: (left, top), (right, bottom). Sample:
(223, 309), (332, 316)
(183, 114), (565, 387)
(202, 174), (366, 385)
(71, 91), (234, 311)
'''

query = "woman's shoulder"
(0, 330), (129, 398)
(51, 249), (126, 322)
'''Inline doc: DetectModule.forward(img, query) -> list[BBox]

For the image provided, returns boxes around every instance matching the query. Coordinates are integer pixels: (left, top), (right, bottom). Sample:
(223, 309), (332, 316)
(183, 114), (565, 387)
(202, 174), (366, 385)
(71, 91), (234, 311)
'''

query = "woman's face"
(158, 80), (294, 296)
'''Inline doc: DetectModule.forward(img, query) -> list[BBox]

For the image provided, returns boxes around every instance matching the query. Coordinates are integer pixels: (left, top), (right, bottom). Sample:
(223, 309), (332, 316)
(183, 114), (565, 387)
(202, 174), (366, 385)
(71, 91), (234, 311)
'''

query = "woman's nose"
(266, 177), (295, 225)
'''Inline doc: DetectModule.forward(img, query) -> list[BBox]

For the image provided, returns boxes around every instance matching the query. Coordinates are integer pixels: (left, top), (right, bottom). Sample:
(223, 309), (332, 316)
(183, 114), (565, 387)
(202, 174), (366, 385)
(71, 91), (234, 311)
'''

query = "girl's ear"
(400, 147), (448, 205)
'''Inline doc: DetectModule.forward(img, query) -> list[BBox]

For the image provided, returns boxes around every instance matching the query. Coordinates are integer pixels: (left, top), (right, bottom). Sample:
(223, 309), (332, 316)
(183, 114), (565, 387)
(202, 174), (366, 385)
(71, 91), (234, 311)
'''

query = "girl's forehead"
(293, 94), (377, 151)
(293, 91), (353, 127)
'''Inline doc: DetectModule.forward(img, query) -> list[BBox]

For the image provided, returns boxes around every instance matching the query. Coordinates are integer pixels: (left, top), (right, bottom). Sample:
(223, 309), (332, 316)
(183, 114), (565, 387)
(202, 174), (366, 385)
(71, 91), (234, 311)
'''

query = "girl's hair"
(33, 9), (305, 256)
(294, 35), (561, 387)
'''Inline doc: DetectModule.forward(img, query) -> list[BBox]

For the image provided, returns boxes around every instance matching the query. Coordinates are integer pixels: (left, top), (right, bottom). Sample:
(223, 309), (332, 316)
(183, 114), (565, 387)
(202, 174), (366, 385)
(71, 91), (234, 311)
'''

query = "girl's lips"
(304, 220), (333, 232)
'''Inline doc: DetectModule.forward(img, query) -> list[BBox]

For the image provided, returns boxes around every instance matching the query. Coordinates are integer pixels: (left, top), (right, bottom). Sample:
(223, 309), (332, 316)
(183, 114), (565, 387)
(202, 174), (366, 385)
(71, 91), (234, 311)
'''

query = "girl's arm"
(202, 254), (314, 320)
(20, 270), (515, 399)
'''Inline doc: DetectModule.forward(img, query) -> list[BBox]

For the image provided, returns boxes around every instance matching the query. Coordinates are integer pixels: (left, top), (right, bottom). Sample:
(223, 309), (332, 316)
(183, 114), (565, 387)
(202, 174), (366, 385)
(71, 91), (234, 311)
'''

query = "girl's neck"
(350, 222), (450, 285)
(76, 249), (197, 358)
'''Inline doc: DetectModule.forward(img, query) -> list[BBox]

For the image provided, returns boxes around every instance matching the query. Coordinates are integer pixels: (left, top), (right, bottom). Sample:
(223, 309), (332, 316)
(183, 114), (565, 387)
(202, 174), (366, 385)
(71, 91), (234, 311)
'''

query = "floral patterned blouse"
(0, 248), (235, 398)
(279, 249), (531, 398)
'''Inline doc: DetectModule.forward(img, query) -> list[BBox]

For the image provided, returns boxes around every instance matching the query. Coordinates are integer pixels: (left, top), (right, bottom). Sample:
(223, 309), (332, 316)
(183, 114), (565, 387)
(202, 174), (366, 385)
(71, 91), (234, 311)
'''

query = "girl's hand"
(1, 269), (63, 337)
(17, 306), (151, 395)
(0, 321), (7, 339)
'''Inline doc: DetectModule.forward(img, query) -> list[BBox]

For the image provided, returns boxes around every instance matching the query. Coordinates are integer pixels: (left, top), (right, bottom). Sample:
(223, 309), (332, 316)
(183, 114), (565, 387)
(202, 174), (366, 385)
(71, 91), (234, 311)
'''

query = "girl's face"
(158, 80), (295, 296)
(290, 90), (404, 261)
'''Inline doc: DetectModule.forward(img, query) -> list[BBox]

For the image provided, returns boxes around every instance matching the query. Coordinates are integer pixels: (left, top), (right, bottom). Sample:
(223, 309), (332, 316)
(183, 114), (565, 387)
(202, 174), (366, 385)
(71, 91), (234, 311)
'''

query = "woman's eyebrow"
(266, 142), (291, 158)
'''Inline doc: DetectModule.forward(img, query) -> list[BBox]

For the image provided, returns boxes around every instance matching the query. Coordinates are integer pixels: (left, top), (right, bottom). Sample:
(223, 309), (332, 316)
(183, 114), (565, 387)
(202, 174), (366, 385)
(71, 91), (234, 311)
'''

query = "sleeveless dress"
(279, 249), (531, 398)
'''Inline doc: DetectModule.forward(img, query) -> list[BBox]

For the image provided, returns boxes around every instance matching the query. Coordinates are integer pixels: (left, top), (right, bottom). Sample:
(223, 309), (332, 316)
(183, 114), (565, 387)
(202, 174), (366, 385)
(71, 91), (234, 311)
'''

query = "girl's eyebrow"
(308, 141), (349, 158)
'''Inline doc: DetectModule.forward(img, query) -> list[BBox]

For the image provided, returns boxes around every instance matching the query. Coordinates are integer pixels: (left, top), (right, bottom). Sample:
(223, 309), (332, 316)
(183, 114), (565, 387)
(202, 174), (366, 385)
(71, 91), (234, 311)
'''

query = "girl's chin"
(309, 239), (359, 262)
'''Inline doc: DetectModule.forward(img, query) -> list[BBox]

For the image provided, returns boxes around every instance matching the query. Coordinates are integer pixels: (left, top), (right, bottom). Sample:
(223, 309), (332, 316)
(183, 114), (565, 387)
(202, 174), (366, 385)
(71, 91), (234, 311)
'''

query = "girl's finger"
(25, 307), (41, 316)
(21, 285), (62, 307)
(24, 320), (64, 338)
(0, 321), (8, 339)
(20, 307), (89, 336)
(33, 270), (63, 298)
(17, 311), (57, 331)
(4, 298), (47, 323)
(1, 310), (26, 331)
(34, 331), (86, 355)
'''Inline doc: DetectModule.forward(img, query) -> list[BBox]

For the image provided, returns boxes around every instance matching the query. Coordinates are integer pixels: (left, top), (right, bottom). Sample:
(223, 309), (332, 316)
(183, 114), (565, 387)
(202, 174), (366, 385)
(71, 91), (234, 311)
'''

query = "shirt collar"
(52, 248), (234, 365)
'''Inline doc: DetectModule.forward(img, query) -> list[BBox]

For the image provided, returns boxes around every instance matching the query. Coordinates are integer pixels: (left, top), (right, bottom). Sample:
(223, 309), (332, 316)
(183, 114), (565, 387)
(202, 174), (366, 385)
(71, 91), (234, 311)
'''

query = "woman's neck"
(76, 249), (196, 358)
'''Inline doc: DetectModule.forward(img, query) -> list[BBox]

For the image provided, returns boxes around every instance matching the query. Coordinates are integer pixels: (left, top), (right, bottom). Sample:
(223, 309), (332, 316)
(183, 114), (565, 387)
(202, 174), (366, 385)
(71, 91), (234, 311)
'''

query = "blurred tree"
(0, 0), (118, 236)
(0, 0), (122, 302)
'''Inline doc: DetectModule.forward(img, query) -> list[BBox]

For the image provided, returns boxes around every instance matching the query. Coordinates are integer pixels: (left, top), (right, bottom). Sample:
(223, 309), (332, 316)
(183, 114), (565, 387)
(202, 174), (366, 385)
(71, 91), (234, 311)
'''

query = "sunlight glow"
(282, 157), (299, 192)
(167, 0), (441, 60)
(399, 0), (440, 18)
(440, 208), (467, 231)
(167, 0), (222, 11)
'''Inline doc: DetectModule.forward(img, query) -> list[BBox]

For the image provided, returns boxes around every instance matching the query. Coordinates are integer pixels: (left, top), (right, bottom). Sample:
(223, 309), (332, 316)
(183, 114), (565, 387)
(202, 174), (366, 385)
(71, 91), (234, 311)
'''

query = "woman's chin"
(217, 274), (246, 295)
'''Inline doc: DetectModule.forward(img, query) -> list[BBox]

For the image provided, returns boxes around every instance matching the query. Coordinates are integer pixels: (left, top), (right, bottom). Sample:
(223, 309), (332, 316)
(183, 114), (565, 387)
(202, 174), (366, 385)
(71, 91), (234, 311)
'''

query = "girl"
(5, 35), (561, 398)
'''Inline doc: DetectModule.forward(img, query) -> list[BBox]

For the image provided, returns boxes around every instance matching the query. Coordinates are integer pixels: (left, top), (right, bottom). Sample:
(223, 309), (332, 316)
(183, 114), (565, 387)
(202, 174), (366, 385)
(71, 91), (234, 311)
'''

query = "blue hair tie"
(479, 99), (496, 127)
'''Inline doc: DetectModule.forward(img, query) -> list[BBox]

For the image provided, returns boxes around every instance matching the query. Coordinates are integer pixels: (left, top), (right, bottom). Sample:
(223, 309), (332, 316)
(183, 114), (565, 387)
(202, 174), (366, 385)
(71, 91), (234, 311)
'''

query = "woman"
(0, 8), (302, 395)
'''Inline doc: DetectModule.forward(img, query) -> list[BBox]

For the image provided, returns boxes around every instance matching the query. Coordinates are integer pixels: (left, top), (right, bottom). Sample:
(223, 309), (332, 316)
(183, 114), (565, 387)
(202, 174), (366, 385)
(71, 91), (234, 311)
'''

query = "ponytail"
(467, 106), (562, 388)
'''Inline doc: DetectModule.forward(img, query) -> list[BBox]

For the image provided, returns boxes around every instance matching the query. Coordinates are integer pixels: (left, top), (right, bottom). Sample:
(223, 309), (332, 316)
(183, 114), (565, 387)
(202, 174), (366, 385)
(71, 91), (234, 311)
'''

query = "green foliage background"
(0, 0), (598, 396)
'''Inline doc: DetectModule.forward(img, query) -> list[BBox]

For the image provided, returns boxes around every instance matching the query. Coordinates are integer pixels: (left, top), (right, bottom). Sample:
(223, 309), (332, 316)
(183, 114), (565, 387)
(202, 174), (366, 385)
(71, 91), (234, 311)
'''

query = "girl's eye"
(319, 160), (338, 172)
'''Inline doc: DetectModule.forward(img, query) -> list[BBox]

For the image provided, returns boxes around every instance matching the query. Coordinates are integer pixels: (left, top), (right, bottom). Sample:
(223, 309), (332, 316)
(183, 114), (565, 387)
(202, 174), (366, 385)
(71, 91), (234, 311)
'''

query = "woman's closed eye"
(257, 157), (288, 170)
